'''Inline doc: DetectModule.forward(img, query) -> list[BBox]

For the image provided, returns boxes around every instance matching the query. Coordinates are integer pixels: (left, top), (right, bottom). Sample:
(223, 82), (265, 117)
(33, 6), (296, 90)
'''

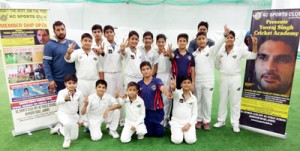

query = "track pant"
(56, 112), (79, 141)
(195, 81), (214, 123)
(145, 109), (164, 137)
(120, 123), (147, 143)
(170, 122), (196, 144)
(104, 72), (123, 96)
(157, 73), (171, 120)
(217, 74), (242, 127)
(89, 109), (120, 141)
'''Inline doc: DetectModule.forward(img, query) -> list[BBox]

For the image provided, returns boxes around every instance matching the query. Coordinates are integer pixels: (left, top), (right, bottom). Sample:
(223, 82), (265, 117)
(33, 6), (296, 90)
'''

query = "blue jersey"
(43, 39), (80, 82)
(138, 77), (164, 110)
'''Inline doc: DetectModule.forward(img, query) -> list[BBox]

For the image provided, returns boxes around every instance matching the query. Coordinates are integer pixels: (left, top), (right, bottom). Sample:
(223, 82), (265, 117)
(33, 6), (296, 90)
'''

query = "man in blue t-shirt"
(43, 21), (80, 93)
(137, 61), (172, 137)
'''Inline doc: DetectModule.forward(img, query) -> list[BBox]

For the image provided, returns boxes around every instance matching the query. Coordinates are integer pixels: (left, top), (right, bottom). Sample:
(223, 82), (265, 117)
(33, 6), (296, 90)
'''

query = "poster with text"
(240, 9), (300, 138)
(0, 9), (57, 136)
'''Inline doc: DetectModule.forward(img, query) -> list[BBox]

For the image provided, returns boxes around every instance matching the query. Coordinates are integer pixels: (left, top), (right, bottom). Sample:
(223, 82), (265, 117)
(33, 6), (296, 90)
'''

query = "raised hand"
(83, 96), (89, 106)
(224, 24), (230, 37)
(164, 43), (172, 57)
(67, 41), (76, 54)
(170, 75), (176, 90)
(120, 38), (128, 55)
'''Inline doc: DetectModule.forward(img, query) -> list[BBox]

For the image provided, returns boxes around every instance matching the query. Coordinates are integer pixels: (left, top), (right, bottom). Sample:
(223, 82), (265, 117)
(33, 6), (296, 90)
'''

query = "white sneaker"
(50, 123), (62, 134)
(137, 135), (144, 140)
(213, 121), (225, 128)
(233, 126), (240, 133)
(62, 139), (71, 148)
(109, 130), (119, 138)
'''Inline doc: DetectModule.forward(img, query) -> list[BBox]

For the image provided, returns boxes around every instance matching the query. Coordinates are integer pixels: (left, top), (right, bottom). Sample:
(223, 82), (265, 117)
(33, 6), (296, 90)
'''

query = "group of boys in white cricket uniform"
(47, 20), (258, 148)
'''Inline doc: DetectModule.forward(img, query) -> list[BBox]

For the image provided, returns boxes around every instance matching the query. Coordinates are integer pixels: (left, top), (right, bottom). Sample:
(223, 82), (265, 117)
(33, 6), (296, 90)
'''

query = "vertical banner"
(0, 9), (58, 136)
(240, 9), (300, 138)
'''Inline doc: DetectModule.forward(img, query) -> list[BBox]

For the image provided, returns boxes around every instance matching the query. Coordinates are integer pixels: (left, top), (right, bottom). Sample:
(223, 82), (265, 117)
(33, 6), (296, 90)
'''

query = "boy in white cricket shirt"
(120, 31), (143, 89)
(169, 76), (197, 144)
(214, 30), (257, 133)
(139, 31), (159, 75)
(101, 25), (123, 96)
(193, 25), (229, 130)
(81, 79), (121, 141)
(50, 74), (84, 149)
(118, 81), (147, 143)
(155, 34), (172, 126)
(91, 24), (105, 79)
(65, 33), (102, 96)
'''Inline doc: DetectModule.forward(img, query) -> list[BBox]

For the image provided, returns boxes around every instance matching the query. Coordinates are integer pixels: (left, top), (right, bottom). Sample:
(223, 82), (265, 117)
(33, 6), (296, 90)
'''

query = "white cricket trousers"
(170, 123), (196, 144)
(195, 81), (214, 124)
(217, 74), (242, 126)
(157, 73), (171, 120)
(120, 123), (147, 143)
(56, 112), (79, 141)
(89, 109), (120, 141)
(104, 72), (123, 96)
(124, 75), (142, 91)
(77, 78), (98, 96)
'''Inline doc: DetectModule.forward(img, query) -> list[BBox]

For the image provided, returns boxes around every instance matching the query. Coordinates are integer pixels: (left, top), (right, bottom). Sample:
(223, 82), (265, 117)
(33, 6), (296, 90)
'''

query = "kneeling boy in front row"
(50, 74), (84, 149)
(118, 81), (147, 143)
(169, 76), (197, 144)
(81, 79), (121, 141)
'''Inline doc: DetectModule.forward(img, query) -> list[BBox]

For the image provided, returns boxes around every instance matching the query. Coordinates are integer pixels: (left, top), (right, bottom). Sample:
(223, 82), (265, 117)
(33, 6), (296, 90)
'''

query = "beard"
(56, 33), (66, 40)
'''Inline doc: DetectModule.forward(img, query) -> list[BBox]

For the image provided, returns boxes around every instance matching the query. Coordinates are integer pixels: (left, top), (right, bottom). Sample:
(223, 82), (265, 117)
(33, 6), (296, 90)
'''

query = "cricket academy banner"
(0, 9), (58, 136)
(240, 9), (300, 138)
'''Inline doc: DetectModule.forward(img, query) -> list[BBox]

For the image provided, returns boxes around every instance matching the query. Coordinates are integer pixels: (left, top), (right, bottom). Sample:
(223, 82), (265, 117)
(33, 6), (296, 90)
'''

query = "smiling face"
(196, 35), (208, 49)
(104, 29), (115, 42)
(177, 37), (188, 50)
(255, 40), (295, 95)
(64, 80), (77, 92)
(128, 35), (139, 49)
(156, 38), (166, 51)
(225, 34), (235, 47)
(141, 64), (152, 78)
(81, 37), (92, 51)
(96, 83), (107, 96)
(143, 35), (153, 47)
(181, 79), (192, 91)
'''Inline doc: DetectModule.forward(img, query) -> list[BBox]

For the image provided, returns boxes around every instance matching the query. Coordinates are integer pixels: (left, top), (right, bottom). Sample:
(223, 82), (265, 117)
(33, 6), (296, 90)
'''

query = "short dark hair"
(198, 21), (209, 30)
(228, 30), (235, 38)
(95, 79), (107, 88)
(104, 25), (114, 33)
(53, 21), (65, 30)
(140, 61), (152, 70)
(64, 74), (78, 83)
(156, 34), (166, 41)
(181, 76), (192, 83)
(196, 32), (207, 38)
(177, 33), (189, 41)
(81, 33), (93, 40)
(91, 24), (102, 32)
(143, 31), (153, 39)
(128, 30), (139, 39)
(127, 81), (139, 90)
(24, 88), (29, 92)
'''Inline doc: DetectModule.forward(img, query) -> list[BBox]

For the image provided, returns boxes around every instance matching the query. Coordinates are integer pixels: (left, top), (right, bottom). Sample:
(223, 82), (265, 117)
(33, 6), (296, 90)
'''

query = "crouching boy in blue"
(169, 76), (197, 144)
(137, 61), (172, 137)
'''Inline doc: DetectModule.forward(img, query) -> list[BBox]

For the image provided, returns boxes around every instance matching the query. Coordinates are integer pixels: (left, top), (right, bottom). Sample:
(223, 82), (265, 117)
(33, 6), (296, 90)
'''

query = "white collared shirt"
(56, 88), (84, 115)
(215, 47), (257, 76)
(157, 51), (172, 75)
(118, 95), (145, 127)
(193, 37), (225, 82)
(65, 48), (102, 80)
(101, 41), (122, 72)
(86, 93), (118, 124)
(139, 46), (159, 67)
(122, 47), (143, 78)
(170, 89), (197, 125)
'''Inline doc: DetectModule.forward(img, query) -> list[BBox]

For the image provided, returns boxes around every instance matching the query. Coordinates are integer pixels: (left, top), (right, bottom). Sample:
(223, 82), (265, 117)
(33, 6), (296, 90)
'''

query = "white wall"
(1, 1), (270, 48)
